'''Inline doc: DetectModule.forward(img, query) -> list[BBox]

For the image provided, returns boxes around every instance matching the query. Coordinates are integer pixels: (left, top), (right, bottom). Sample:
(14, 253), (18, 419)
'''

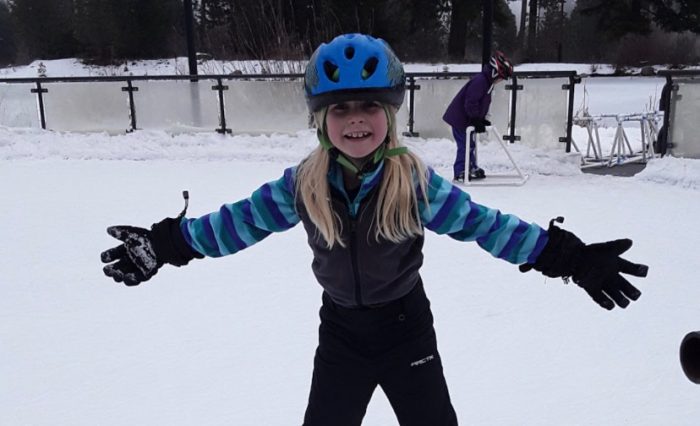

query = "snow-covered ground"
(1, 59), (700, 425)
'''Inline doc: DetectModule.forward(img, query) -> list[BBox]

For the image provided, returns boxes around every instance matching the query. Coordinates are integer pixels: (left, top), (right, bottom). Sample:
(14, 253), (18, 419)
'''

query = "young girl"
(443, 51), (513, 182)
(101, 34), (648, 426)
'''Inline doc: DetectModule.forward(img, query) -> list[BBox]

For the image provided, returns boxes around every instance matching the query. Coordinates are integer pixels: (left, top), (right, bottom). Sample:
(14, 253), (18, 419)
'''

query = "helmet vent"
(324, 61), (340, 82)
(344, 46), (355, 59)
(362, 57), (378, 80)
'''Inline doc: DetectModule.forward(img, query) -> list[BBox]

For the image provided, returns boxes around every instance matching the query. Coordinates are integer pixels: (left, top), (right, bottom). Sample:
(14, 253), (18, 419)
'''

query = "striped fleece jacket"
(180, 161), (549, 307)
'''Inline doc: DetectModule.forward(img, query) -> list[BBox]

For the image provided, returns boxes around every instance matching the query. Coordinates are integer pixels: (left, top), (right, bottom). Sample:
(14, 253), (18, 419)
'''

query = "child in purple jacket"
(442, 51), (513, 182)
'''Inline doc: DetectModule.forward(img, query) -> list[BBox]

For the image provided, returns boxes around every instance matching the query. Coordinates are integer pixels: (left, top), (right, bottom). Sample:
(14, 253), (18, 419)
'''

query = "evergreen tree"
(648, 0), (699, 33)
(0, 1), (17, 65)
(447, 0), (517, 62)
(582, 0), (699, 38)
(74, 0), (180, 63)
(564, 0), (610, 62)
(537, 0), (569, 61)
(74, 0), (119, 62)
(493, 0), (517, 54)
(391, 0), (449, 60)
(9, 0), (77, 60)
(113, 0), (180, 59)
(447, 0), (477, 61)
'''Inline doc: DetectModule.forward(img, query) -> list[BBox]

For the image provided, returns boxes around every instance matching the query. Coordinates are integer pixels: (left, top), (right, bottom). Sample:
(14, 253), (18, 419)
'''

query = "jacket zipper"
(348, 190), (377, 308)
(349, 217), (364, 307)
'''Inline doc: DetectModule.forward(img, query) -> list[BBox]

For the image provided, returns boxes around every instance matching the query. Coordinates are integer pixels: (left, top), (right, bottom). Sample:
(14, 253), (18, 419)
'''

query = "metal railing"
(0, 71), (578, 152)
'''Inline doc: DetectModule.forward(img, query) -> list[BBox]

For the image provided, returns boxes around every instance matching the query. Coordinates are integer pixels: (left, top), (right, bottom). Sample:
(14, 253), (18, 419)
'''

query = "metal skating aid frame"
(459, 126), (529, 187)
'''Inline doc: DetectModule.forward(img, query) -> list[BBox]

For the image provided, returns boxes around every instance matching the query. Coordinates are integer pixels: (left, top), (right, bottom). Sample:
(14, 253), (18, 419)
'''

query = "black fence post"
(30, 82), (48, 130)
(121, 79), (139, 132)
(213, 78), (231, 134)
(560, 74), (579, 152)
(402, 76), (420, 137)
(504, 75), (522, 143)
(663, 75), (675, 153)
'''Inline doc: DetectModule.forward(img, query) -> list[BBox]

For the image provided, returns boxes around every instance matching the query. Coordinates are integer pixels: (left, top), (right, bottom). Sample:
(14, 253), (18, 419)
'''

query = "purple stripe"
(180, 220), (196, 248)
(463, 201), (481, 228)
(430, 185), (461, 229)
(220, 205), (247, 251)
(283, 168), (296, 195)
(476, 212), (502, 245)
(241, 200), (255, 224)
(497, 221), (529, 260)
(202, 214), (222, 255)
(527, 229), (549, 263)
(261, 184), (293, 229)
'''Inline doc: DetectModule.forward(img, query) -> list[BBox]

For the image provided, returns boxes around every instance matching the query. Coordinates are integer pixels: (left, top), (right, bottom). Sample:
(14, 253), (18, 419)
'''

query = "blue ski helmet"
(304, 33), (406, 112)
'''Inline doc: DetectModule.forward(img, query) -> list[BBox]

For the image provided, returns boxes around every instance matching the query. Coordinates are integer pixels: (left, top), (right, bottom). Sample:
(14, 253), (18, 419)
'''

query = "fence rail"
(0, 71), (584, 155)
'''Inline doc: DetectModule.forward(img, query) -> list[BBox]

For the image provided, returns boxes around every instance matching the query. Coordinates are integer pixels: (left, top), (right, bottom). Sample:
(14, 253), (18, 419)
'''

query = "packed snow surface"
(1, 58), (699, 425)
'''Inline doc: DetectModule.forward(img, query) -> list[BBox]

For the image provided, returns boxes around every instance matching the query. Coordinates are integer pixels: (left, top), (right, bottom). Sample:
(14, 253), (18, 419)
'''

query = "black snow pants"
(303, 281), (458, 426)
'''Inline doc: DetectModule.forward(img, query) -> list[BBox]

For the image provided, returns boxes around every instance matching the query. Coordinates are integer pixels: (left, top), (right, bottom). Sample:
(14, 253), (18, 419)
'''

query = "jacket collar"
(328, 160), (385, 217)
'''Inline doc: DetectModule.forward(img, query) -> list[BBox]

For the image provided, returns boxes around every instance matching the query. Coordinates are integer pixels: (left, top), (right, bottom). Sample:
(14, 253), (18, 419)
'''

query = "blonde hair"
(295, 106), (429, 249)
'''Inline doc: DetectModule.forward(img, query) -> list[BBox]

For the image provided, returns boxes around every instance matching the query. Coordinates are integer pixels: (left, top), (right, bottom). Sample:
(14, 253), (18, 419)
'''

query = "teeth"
(346, 132), (370, 138)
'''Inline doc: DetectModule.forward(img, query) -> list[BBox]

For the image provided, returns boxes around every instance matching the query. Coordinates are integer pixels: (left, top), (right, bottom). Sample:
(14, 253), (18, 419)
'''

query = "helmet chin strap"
(317, 106), (408, 179)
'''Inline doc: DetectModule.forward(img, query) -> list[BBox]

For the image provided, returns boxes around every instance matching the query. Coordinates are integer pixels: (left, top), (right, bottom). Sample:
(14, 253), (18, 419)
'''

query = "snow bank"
(635, 156), (700, 190)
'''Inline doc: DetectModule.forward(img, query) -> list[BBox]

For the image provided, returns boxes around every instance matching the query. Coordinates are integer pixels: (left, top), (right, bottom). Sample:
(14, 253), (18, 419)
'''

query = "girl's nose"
(347, 106), (365, 123)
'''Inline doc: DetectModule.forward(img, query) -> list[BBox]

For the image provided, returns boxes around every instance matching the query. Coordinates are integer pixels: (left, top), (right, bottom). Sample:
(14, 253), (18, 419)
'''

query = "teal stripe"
(505, 225), (541, 263)
(181, 171), (300, 258)
(419, 168), (548, 265)
(207, 211), (234, 255)
(250, 188), (279, 229)
(434, 192), (471, 234)
(268, 179), (299, 226)
(229, 203), (270, 246)
(472, 208), (497, 237)
(481, 215), (519, 254)
(186, 218), (220, 256)
(423, 173), (460, 228)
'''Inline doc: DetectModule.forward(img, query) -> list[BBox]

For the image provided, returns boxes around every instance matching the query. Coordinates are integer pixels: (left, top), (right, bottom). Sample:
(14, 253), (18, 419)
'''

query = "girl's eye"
(331, 103), (348, 112)
(363, 102), (381, 110)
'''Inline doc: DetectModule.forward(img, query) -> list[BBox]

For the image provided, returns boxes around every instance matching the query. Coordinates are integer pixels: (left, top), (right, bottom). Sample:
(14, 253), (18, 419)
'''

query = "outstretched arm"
(182, 167), (299, 257)
(419, 170), (648, 310)
(101, 167), (300, 285)
(419, 168), (547, 265)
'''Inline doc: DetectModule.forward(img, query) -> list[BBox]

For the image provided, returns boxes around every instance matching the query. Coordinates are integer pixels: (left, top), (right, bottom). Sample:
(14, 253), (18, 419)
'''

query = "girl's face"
(325, 101), (388, 163)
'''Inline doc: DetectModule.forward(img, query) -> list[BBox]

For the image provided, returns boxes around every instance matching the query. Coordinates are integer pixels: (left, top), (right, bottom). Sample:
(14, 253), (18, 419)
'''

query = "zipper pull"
(176, 190), (189, 219)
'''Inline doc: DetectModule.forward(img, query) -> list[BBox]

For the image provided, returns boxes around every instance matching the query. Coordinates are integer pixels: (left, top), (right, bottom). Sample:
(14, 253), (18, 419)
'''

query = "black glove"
(520, 217), (648, 310)
(101, 217), (202, 286)
(473, 118), (491, 133)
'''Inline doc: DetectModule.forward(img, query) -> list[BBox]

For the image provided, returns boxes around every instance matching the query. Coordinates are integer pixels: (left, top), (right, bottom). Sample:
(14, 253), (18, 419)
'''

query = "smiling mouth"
(344, 131), (372, 140)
